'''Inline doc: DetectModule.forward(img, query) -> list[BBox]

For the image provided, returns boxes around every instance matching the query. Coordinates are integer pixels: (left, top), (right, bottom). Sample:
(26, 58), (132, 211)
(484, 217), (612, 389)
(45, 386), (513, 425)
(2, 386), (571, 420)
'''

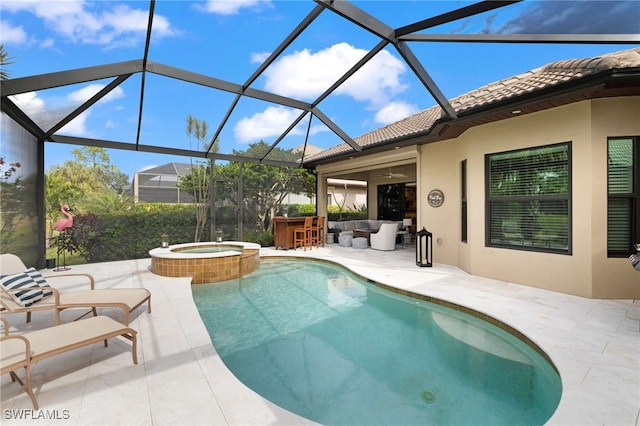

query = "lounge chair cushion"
(0, 268), (53, 307)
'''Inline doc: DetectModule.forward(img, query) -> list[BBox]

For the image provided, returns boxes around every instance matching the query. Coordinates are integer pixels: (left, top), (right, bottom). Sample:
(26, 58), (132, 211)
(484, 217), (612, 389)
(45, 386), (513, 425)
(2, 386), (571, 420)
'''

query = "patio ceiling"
(1, 0), (638, 170)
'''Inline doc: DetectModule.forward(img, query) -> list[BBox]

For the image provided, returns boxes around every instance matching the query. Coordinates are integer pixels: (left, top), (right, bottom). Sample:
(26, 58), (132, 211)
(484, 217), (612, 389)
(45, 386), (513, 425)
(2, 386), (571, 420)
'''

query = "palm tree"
(0, 44), (14, 81)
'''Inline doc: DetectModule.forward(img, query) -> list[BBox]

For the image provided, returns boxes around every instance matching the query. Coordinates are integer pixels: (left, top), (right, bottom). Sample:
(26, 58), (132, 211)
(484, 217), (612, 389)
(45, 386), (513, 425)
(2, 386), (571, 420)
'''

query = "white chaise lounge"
(0, 254), (151, 325)
(1, 315), (138, 409)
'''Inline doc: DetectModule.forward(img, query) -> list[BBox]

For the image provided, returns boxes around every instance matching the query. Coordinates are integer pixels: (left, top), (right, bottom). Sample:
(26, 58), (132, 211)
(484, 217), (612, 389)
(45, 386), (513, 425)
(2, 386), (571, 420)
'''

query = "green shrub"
(327, 209), (367, 221)
(63, 203), (282, 263)
(244, 230), (274, 246)
(66, 207), (207, 263)
(283, 203), (316, 217)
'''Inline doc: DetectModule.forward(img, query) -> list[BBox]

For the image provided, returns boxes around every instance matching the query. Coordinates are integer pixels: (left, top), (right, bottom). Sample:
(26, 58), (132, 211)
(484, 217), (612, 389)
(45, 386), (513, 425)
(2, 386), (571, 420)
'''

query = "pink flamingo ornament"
(53, 204), (73, 271)
(53, 204), (73, 232)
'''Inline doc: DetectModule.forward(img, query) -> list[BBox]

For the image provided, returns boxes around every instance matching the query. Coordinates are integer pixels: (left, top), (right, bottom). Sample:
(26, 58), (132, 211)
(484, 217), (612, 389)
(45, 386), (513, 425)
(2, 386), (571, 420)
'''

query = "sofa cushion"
(334, 219), (405, 232)
(341, 221), (357, 231)
(368, 220), (381, 230)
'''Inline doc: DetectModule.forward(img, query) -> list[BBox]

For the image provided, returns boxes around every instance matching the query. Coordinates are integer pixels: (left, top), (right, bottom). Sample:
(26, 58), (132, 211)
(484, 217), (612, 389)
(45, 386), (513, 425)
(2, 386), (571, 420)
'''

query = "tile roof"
(136, 162), (192, 176)
(307, 48), (640, 163)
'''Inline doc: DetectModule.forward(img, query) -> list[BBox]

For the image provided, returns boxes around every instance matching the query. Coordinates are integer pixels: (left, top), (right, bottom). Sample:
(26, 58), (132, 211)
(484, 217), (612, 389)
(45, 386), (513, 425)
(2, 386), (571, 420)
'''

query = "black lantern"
(416, 227), (433, 267)
(161, 233), (169, 248)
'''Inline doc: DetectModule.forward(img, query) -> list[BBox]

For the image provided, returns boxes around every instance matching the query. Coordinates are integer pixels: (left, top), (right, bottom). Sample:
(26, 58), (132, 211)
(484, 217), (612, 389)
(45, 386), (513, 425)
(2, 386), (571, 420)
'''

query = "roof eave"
(304, 67), (640, 168)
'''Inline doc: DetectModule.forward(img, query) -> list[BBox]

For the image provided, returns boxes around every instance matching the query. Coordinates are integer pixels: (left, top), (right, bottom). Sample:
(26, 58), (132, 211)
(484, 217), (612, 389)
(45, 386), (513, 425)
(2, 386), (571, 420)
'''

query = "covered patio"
(2, 246), (638, 425)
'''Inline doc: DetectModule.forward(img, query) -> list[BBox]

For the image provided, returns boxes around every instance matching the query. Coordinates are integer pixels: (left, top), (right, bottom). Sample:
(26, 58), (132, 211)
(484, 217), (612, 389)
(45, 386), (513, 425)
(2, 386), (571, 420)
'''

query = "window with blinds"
(486, 143), (571, 253)
(607, 137), (638, 257)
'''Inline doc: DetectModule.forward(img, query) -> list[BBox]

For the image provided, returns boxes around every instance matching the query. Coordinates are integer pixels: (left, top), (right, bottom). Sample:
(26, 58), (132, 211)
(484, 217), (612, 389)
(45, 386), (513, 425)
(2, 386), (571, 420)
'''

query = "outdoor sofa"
(327, 219), (403, 243)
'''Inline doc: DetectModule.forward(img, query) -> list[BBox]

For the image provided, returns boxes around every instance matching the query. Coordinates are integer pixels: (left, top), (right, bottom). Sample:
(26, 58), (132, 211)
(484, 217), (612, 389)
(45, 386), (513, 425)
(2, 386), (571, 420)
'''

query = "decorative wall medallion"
(427, 189), (444, 207)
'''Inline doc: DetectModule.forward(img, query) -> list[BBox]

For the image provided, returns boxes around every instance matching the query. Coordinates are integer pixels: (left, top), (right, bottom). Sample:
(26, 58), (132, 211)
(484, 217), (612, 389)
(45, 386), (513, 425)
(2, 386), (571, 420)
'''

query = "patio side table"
(397, 230), (411, 248)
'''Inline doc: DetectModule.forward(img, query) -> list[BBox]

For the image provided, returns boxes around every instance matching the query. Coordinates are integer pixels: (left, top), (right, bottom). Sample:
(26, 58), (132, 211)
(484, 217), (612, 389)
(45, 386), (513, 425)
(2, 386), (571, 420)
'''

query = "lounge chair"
(0, 254), (151, 325)
(1, 315), (138, 409)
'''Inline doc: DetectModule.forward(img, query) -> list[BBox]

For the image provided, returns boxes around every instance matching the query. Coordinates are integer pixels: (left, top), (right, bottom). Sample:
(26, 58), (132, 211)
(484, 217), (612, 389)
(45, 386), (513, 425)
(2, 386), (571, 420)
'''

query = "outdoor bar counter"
(273, 216), (317, 250)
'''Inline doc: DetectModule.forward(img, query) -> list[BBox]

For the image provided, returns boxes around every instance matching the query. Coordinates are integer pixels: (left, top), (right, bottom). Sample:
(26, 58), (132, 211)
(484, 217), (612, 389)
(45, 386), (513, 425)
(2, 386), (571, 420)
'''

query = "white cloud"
(2, 1), (177, 46)
(61, 84), (124, 136)
(67, 84), (125, 104)
(263, 43), (361, 99)
(40, 38), (55, 48)
(374, 101), (419, 125)
(253, 42), (414, 139)
(10, 85), (124, 138)
(201, 0), (272, 15)
(9, 92), (45, 116)
(0, 20), (27, 44)
(59, 110), (90, 136)
(10, 91), (90, 135)
(234, 105), (330, 143)
(307, 122), (330, 136)
(233, 106), (295, 143)
(339, 49), (409, 106)
(251, 51), (271, 64)
(263, 42), (408, 107)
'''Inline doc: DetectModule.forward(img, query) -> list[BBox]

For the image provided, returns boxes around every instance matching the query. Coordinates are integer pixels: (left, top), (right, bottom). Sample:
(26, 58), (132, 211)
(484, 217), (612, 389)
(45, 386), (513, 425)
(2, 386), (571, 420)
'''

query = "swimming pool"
(192, 259), (561, 425)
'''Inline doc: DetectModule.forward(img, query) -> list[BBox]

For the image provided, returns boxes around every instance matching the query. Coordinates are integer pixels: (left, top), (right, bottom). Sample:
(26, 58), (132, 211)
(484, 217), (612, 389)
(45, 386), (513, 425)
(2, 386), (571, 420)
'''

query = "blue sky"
(1, 0), (638, 179)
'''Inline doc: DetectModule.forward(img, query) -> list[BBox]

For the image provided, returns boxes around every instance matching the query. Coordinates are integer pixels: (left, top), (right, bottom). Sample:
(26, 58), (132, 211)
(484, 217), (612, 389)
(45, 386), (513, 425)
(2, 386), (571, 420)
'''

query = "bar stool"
(294, 216), (313, 251)
(311, 216), (325, 248)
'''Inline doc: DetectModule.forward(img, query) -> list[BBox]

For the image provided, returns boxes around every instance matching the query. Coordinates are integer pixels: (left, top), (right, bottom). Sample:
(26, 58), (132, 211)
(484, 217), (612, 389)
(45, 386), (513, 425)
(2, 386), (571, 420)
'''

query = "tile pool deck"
(1, 244), (638, 425)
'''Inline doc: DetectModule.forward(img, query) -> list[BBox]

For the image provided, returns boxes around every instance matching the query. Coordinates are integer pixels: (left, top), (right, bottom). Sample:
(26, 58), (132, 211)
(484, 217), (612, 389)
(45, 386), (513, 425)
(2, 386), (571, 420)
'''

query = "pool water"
(192, 259), (561, 425)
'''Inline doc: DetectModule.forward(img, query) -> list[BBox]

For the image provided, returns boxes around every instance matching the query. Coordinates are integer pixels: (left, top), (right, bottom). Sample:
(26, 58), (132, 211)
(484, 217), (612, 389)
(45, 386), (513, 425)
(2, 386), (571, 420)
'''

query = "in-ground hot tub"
(149, 241), (260, 284)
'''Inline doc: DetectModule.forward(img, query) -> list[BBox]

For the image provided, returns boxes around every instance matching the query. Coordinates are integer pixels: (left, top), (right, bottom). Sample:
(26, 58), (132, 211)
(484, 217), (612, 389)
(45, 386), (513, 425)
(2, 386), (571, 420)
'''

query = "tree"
(0, 44), (14, 81)
(45, 146), (130, 244)
(177, 115), (218, 242)
(216, 141), (316, 232)
(68, 146), (130, 193)
(48, 147), (129, 197)
(81, 190), (135, 215)
(0, 158), (34, 247)
(45, 170), (83, 246)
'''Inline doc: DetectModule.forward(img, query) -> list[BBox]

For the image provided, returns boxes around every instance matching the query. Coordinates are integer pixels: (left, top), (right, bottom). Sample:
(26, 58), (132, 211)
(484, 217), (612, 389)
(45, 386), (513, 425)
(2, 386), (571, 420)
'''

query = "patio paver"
(1, 245), (638, 425)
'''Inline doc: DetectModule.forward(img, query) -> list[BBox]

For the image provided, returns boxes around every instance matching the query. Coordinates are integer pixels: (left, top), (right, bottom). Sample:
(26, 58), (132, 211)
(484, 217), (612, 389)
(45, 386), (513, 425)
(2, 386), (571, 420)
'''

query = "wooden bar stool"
(311, 216), (325, 248)
(294, 217), (313, 251)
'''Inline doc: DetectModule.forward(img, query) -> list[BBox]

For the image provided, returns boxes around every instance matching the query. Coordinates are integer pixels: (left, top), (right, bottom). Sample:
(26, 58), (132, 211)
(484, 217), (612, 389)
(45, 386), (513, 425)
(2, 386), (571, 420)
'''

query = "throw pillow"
(24, 268), (53, 298)
(0, 267), (53, 307)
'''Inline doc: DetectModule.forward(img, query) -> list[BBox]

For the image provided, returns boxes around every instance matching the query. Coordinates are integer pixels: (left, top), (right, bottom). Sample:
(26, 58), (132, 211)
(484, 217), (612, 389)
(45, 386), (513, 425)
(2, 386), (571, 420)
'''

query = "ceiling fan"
(376, 168), (408, 179)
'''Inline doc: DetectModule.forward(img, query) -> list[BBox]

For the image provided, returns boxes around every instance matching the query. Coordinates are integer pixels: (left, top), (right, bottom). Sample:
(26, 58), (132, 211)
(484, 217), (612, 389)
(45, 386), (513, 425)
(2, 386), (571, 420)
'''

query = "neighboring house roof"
(293, 143), (324, 159)
(136, 162), (193, 176)
(305, 48), (640, 166)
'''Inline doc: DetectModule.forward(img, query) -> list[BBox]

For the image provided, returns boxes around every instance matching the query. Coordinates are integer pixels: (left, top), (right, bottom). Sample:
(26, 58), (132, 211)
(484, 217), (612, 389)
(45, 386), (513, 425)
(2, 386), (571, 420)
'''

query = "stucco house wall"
(590, 97), (640, 298)
(417, 97), (640, 298)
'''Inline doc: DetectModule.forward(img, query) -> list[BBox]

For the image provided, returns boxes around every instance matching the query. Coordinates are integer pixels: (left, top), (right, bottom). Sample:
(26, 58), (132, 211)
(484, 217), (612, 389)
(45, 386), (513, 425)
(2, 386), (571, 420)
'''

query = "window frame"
(485, 142), (572, 254)
(607, 136), (639, 257)
(461, 159), (467, 243)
